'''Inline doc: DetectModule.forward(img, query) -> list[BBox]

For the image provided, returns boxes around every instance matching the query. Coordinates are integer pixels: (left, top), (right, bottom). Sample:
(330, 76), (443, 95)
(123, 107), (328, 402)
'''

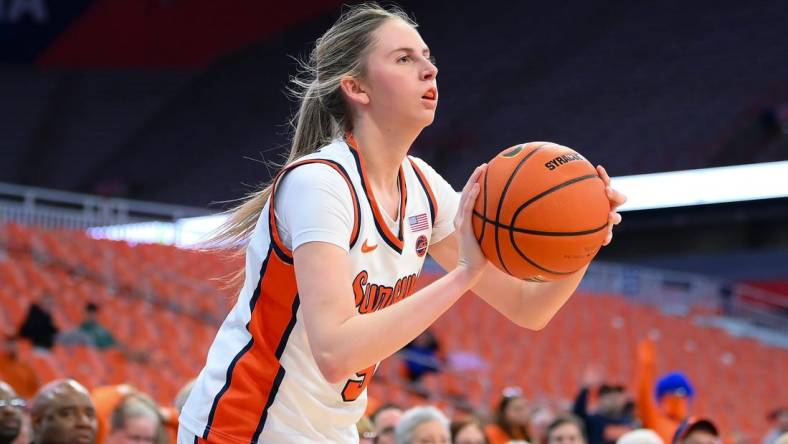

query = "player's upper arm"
(274, 163), (358, 382)
(293, 242), (356, 383)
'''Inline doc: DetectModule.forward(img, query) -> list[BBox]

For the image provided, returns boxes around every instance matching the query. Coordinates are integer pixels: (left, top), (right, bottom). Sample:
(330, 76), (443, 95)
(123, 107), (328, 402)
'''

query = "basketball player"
(178, 4), (627, 443)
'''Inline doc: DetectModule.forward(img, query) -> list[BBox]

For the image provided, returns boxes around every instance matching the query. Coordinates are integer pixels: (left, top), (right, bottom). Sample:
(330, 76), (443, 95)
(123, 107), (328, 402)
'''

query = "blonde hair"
(208, 3), (417, 250)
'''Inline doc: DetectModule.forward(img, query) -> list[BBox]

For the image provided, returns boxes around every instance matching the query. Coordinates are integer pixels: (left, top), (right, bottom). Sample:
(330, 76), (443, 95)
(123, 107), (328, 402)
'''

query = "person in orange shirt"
(485, 389), (531, 444)
(91, 385), (167, 444)
(105, 395), (162, 444)
(635, 339), (695, 444)
(0, 337), (39, 400)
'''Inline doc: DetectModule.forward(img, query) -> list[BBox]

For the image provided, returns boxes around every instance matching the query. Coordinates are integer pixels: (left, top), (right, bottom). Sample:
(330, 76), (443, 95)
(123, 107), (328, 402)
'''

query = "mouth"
(73, 431), (95, 444)
(1, 419), (20, 431)
(421, 87), (438, 101)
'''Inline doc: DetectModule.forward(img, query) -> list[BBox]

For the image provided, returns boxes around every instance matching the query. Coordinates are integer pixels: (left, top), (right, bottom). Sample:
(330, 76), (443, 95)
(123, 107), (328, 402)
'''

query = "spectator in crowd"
(763, 409), (788, 444)
(76, 303), (117, 349)
(173, 380), (195, 415)
(547, 414), (587, 444)
(617, 429), (664, 444)
(636, 339), (695, 444)
(402, 330), (444, 383)
(671, 417), (719, 444)
(91, 384), (136, 444)
(451, 418), (488, 444)
(573, 366), (637, 444)
(10, 414), (30, 444)
(57, 304), (147, 364)
(105, 395), (163, 444)
(485, 388), (530, 444)
(0, 337), (39, 399)
(529, 406), (558, 444)
(91, 385), (168, 444)
(158, 405), (178, 444)
(18, 294), (58, 350)
(394, 406), (450, 444)
(30, 379), (97, 444)
(372, 404), (403, 444)
(0, 381), (25, 444)
(772, 434), (788, 444)
(357, 415), (375, 444)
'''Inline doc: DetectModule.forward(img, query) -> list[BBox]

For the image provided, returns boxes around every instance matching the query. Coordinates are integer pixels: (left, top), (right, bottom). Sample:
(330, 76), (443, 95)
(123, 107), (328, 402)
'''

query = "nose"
(75, 411), (94, 428)
(421, 59), (437, 80)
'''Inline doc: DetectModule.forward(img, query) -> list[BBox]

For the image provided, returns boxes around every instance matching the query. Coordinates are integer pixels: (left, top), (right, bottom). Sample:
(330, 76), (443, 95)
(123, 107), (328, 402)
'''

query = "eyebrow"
(388, 47), (430, 56)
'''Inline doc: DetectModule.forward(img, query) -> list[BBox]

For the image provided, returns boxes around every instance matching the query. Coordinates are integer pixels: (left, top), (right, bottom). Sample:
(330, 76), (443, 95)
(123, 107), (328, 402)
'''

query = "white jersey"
(179, 135), (459, 443)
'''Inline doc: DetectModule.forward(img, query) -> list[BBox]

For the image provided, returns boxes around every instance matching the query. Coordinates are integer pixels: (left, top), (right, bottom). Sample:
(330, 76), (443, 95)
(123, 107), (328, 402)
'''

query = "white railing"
(0, 181), (209, 230)
(581, 262), (788, 334)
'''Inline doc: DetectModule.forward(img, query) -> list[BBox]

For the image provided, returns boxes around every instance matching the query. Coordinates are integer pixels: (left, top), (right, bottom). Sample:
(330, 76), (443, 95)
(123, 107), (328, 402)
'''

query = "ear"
(339, 75), (370, 106)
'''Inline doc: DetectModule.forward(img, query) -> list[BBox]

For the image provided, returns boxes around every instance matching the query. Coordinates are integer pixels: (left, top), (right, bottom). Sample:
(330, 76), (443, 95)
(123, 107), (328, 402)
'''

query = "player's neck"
(349, 120), (419, 190)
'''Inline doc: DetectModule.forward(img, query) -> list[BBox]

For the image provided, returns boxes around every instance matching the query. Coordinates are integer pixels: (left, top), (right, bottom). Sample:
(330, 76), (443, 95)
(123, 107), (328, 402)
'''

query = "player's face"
(548, 423), (585, 444)
(409, 420), (449, 444)
(362, 18), (438, 131)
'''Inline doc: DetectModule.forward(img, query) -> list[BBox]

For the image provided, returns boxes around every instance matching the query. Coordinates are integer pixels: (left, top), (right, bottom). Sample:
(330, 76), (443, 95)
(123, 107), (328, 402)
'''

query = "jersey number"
(341, 365), (375, 402)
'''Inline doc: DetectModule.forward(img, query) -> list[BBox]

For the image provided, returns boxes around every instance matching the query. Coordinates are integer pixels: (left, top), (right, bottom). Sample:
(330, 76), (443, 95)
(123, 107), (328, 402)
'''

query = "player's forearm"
(315, 267), (474, 382)
(514, 264), (588, 328)
(472, 263), (587, 330)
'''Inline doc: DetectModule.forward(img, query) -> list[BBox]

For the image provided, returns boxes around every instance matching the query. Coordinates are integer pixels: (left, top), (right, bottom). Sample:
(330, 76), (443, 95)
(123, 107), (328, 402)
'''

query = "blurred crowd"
(1, 299), (787, 444)
(2, 372), (787, 444)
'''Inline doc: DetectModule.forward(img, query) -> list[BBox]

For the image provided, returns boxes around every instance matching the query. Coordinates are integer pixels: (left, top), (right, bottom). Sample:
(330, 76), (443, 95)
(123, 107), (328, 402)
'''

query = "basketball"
(472, 142), (610, 281)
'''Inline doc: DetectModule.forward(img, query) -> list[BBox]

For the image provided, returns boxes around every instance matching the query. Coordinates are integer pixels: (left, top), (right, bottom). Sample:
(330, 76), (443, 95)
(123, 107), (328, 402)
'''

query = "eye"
(427, 55), (437, 66)
(397, 55), (411, 63)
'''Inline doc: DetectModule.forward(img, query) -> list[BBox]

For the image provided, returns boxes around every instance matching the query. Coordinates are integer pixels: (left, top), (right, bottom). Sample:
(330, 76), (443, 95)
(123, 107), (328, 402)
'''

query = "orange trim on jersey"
(345, 132), (406, 253)
(268, 158), (361, 259)
(203, 248), (299, 443)
(407, 157), (438, 224)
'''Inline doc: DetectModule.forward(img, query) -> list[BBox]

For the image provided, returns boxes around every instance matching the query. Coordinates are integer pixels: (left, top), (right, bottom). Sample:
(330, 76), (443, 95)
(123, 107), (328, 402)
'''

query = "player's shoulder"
(275, 143), (351, 194)
(298, 138), (355, 165)
(282, 140), (355, 180)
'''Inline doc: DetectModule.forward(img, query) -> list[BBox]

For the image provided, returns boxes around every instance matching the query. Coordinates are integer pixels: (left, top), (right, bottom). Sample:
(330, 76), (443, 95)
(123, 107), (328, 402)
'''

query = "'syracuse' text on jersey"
(179, 135), (458, 443)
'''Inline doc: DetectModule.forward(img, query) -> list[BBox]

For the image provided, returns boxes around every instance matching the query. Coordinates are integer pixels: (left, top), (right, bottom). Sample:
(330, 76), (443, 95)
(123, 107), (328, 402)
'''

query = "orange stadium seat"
(0, 223), (785, 438)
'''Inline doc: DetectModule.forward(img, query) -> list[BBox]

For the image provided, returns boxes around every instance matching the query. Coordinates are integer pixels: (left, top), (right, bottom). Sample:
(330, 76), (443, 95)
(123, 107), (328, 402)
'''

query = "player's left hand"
(596, 165), (627, 246)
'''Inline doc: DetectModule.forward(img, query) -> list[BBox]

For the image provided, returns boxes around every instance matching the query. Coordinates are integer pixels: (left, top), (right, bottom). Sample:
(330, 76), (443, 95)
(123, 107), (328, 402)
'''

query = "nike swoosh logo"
(361, 240), (378, 253)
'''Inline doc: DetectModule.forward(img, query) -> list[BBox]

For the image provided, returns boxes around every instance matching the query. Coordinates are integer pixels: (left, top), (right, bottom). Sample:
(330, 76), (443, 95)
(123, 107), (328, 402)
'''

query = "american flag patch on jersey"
(409, 213), (429, 232)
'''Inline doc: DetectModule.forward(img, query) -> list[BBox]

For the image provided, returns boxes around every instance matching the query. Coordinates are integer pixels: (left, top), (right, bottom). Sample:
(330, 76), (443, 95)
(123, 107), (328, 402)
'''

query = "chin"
(419, 112), (436, 127)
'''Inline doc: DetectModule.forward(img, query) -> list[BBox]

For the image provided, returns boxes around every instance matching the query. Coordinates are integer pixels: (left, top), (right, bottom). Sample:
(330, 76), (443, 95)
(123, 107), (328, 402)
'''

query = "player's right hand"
(454, 163), (488, 285)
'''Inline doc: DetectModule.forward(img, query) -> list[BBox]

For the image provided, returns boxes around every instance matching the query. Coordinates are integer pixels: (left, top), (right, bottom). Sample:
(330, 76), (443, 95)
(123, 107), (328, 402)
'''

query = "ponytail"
(203, 3), (417, 285)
